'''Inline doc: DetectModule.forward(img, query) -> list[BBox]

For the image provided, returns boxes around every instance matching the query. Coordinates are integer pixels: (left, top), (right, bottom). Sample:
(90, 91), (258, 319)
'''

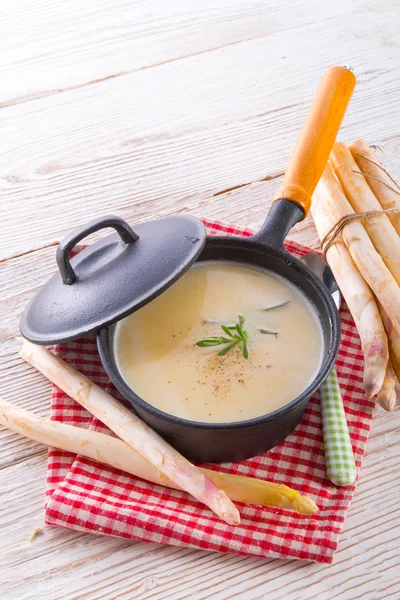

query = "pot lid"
(20, 214), (206, 344)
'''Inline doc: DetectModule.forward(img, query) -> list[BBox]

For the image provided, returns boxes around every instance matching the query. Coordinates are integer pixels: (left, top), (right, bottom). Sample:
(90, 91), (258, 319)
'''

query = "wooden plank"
(0, 406), (398, 600)
(1, 2), (399, 596)
(0, 0), (352, 107)
(1, 3), (400, 259)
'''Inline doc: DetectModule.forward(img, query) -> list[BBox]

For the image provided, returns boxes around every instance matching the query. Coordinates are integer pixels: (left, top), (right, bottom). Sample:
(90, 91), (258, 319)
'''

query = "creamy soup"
(115, 261), (323, 423)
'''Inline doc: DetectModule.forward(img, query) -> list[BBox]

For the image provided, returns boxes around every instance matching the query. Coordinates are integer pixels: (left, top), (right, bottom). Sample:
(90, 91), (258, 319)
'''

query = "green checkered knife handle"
(320, 368), (357, 486)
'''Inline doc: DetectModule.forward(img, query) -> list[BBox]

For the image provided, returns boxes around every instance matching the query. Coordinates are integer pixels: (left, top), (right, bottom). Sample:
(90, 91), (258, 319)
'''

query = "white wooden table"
(1, 2), (399, 598)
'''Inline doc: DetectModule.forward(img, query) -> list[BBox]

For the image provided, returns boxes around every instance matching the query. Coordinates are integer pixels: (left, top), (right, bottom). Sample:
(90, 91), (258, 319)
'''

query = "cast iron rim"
(97, 238), (340, 430)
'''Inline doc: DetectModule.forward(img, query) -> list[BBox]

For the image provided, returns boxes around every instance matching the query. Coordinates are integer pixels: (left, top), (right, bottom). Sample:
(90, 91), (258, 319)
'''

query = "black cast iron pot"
(97, 200), (340, 463)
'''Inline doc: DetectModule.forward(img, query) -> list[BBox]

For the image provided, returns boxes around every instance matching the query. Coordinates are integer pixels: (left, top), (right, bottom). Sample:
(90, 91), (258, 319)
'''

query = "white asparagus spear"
(19, 341), (240, 526)
(330, 142), (400, 287)
(311, 187), (388, 398)
(376, 361), (397, 412)
(0, 398), (318, 515)
(316, 163), (400, 364)
(349, 139), (400, 235)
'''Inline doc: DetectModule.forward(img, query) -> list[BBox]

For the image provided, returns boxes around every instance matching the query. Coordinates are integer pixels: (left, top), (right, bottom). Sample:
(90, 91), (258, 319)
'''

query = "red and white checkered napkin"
(45, 221), (375, 563)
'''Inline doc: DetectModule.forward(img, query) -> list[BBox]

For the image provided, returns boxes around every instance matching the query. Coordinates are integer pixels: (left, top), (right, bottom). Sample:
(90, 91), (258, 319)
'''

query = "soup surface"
(115, 261), (323, 423)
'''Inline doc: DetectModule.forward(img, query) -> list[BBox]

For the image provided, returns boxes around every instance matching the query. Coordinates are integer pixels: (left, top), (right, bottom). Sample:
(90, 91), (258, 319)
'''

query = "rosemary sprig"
(196, 314), (249, 359)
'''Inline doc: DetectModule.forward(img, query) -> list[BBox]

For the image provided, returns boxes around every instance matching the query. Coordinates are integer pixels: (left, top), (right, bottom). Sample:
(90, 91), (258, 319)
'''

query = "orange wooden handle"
(274, 66), (356, 216)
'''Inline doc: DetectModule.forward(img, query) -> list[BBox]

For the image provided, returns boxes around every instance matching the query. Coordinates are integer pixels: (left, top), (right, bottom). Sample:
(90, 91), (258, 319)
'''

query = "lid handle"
(56, 215), (139, 285)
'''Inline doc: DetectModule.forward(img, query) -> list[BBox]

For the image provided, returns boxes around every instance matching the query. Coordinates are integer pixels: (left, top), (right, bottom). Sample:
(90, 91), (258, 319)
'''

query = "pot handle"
(253, 65), (356, 247)
(274, 65), (356, 215)
(56, 215), (139, 285)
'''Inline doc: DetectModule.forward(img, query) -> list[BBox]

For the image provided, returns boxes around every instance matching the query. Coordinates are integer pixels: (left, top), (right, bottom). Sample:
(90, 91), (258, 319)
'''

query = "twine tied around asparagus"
(321, 153), (400, 254)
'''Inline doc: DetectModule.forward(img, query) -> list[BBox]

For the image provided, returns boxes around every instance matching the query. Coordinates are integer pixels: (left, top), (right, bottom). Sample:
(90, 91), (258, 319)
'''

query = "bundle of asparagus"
(311, 140), (400, 411)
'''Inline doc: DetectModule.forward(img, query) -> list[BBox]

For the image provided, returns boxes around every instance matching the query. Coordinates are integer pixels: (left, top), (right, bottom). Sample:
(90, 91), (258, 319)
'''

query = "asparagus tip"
(223, 505), (241, 526)
(378, 393), (397, 412)
(294, 495), (319, 516)
(364, 376), (385, 399)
